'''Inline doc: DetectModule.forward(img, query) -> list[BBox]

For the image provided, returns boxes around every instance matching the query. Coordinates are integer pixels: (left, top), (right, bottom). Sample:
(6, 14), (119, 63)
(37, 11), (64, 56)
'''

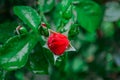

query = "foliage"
(0, 0), (120, 80)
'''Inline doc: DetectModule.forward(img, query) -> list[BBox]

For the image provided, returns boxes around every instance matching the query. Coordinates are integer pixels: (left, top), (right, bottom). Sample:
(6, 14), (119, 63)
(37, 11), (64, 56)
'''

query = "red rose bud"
(41, 22), (46, 27)
(47, 32), (69, 55)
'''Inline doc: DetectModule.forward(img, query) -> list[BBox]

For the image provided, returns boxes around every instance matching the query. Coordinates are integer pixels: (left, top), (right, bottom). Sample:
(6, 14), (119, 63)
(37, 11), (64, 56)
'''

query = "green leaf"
(68, 24), (79, 39)
(116, 19), (120, 28)
(62, 5), (72, 19)
(72, 57), (88, 73)
(60, 0), (73, 20)
(106, 53), (114, 71)
(101, 21), (115, 38)
(61, 0), (72, 13)
(38, 0), (55, 13)
(84, 32), (97, 42)
(82, 44), (98, 62)
(51, 4), (61, 26)
(51, 0), (72, 28)
(75, 0), (103, 32)
(15, 71), (24, 80)
(0, 21), (17, 43)
(13, 6), (41, 33)
(0, 34), (38, 71)
(43, 48), (54, 65)
(28, 43), (49, 74)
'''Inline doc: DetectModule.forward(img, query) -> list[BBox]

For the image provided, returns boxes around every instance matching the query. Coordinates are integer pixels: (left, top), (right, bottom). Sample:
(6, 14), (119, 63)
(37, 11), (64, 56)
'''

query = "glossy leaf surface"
(39, 0), (55, 13)
(13, 6), (41, 32)
(0, 21), (17, 43)
(61, 0), (72, 13)
(0, 34), (38, 70)
(75, 0), (103, 32)
(28, 43), (51, 74)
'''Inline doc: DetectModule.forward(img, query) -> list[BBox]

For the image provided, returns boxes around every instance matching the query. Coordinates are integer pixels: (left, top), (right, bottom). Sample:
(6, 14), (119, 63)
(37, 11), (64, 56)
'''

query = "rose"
(47, 32), (69, 55)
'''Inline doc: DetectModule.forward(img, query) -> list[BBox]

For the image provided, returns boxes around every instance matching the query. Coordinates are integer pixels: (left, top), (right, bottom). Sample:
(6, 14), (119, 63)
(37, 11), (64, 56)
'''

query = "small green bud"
(69, 24), (79, 38)
(15, 26), (27, 35)
(39, 23), (49, 37)
(19, 27), (28, 34)
(62, 5), (72, 19)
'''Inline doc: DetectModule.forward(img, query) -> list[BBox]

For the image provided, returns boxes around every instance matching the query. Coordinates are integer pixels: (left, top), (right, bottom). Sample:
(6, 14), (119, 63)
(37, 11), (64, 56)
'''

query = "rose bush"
(0, 0), (120, 80)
